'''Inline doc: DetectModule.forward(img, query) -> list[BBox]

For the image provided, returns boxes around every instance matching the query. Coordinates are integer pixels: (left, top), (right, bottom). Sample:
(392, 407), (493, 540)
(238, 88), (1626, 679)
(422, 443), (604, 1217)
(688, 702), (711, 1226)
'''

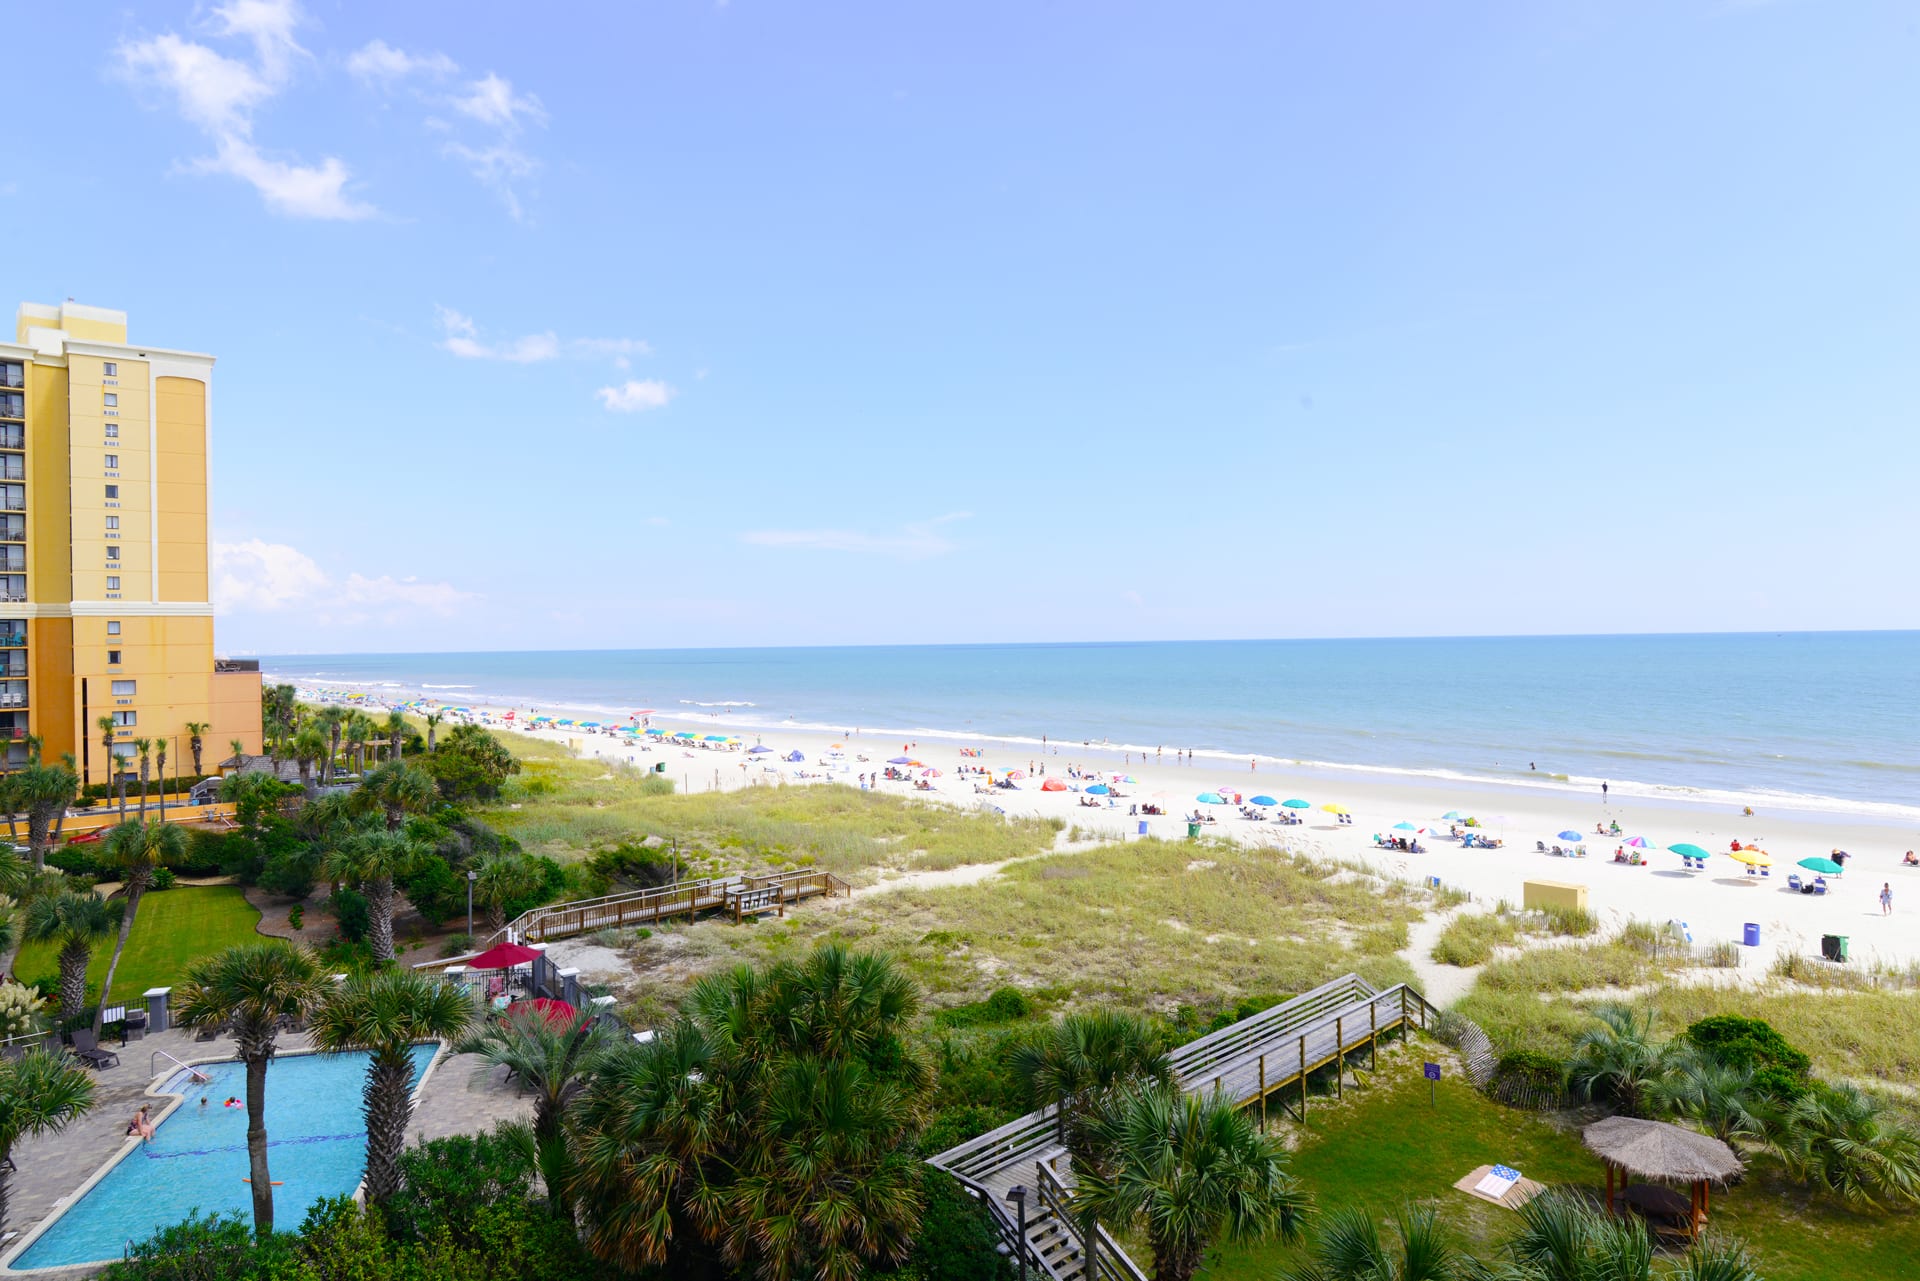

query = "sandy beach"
(293, 685), (1920, 974)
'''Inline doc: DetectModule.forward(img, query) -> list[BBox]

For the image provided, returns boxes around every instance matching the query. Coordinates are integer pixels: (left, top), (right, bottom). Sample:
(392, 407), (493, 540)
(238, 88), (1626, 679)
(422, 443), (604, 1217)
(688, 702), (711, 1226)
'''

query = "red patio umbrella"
(469, 941), (541, 970)
(528, 998), (578, 1024)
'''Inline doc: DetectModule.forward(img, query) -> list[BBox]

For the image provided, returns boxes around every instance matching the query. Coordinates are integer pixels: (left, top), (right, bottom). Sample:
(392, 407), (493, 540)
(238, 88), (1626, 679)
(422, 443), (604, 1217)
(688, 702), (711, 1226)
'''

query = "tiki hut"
(1582, 1116), (1743, 1241)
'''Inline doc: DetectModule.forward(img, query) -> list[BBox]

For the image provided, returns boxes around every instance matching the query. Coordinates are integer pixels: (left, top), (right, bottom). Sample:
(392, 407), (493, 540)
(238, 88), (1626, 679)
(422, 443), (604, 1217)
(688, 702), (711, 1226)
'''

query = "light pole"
(1004, 1185), (1027, 1281)
(466, 868), (478, 938)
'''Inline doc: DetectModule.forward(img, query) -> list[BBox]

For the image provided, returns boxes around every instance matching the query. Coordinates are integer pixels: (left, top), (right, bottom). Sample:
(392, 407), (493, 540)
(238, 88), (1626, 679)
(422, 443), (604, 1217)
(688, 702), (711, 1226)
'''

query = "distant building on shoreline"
(0, 301), (260, 781)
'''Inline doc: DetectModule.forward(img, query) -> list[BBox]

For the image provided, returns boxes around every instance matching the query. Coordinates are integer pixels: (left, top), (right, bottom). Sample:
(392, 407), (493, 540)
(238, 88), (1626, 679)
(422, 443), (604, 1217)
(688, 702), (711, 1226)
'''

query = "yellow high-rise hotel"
(0, 301), (260, 785)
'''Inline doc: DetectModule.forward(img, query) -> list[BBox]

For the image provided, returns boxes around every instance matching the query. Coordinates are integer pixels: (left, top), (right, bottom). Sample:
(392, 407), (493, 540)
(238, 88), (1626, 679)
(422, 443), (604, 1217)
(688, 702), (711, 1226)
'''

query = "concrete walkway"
(0, 1026), (530, 1276)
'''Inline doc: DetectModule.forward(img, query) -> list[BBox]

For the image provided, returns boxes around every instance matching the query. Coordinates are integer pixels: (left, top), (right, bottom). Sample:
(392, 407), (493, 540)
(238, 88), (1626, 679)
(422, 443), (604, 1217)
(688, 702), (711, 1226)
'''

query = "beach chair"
(69, 1029), (119, 1071)
(1760, 865), (1770, 877)
(1536, 841), (1547, 852)
(1787, 874), (1803, 892)
(1812, 881), (1829, 896)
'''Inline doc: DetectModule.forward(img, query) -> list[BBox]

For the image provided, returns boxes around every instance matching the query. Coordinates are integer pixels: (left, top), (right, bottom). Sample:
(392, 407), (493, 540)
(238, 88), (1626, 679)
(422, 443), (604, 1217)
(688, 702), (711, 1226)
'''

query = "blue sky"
(8, 1), (1917, 653)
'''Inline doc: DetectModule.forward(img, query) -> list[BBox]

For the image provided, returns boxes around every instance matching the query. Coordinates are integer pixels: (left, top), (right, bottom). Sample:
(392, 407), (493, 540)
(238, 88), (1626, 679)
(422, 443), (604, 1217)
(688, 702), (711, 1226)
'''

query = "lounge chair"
(1536, 841), (1548, 852)
(69, 1029), (119, 1070)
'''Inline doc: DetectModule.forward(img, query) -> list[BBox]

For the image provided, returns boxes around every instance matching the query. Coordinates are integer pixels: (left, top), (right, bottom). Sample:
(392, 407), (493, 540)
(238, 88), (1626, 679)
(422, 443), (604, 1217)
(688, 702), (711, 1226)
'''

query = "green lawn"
(1204, 1044), (1920, 1281)
(14, 885), (264, 1006)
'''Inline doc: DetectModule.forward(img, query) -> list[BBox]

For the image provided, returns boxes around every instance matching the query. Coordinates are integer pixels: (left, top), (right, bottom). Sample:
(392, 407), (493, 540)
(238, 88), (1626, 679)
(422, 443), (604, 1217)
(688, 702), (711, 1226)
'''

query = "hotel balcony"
(0, 684), (28, 709)
(0, 459), (23, 483)
(0, 657), (24, 679)
(0, 393), (20, 420)
(0, 520), (24, 543)
(0, 427), (22, 451)
(0, 553), (24, 575)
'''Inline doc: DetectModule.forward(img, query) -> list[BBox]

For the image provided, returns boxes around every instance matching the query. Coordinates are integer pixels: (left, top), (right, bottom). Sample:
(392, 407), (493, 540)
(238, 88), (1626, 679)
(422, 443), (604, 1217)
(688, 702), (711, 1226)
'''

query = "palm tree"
(0, 1047), (95, 1230)
(1767, 1083), (1920, 1210)
(1568, 1004), (1686, 1118)
(472, 851), (544, 935)
(153, 740), (168, 823)
(14, 755), (78, 872)
(184, 721), (209, 776)
(94, 820), (187, 1036)
(24, 890), (116, 1022)
(1502, 1189), (1654, 1281)
(309, 968), (471, 1202)
(229, 737), (245, 764)
(174, 942), (326, 1237)
(131, 737), (153, 819)
(345, 713), (371, 778)
(385, 710), (406, 763)
(292, 726), (327, 795)
(96, 715), (123, 813)
(1283, 1203), (1471, 1281)
(424, 711), (444, 754)
(317, 707), (347, 785)
(1075, 1083), (1309, 1281)
(461, 1005), (614, 1217)
(354, 760), (436, 832)
(323, 828), (422, 963)
(1646, 1058), (1761, 1148)
(1011, 1008), (1171, 1165)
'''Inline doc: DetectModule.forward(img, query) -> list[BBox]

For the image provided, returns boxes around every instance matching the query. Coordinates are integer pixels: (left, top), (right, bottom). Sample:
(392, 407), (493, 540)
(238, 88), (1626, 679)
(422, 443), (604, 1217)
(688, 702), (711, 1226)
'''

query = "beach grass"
(1431, 912), (1521, 966)
(13, 885), (263, 1006)
(1203, 1043), (1920, 1281)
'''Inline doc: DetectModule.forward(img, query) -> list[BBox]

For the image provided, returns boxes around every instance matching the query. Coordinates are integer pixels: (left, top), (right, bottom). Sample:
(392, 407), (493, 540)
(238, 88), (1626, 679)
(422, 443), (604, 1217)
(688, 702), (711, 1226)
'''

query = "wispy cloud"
(740, 513), (972, 560)
(434, 306), (650, 367)
(115, 0), (375, 220)
(597, 380), (676, 413)
(212, 538), (476, 624)
(346, 38), (456, 85)
(352, 44), (546, 219)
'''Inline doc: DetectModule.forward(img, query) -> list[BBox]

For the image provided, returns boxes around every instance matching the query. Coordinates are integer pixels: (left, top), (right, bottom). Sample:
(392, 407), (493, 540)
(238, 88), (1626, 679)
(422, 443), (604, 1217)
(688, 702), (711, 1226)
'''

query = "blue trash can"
(1137, 821), (1148, 836)
(1743, 922), (1760, 947)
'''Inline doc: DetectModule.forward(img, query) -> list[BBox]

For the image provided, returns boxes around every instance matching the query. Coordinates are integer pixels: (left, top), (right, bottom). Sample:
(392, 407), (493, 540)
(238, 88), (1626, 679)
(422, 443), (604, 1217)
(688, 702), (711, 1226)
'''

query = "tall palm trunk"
(94, 875), (147, 1035)
(363, 1051), (415, 1201)
(117, 771), (127, 818)
(156, 749), (167, 824)
(327, 726), (342, 785)
(57, 943), (88, 1022)
(137, 758), (149, 820)
(24, 808), (49, 873)
(244, 1049), (275, 1234)
(368, 876), (396, 963)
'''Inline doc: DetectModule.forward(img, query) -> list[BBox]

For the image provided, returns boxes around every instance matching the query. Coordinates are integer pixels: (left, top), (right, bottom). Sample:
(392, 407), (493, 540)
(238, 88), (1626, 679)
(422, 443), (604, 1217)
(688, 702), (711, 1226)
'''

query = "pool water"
(9, 1045), (438, 1270)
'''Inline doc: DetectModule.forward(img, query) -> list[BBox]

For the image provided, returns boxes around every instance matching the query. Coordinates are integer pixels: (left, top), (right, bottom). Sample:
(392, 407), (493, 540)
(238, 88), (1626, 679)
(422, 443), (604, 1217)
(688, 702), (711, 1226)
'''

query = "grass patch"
(1204, 1044), (1920, 1281)
(14, 886), (263, 1004)
(1431, 912), (1519, 966)
(1474, 942), (1654, 994)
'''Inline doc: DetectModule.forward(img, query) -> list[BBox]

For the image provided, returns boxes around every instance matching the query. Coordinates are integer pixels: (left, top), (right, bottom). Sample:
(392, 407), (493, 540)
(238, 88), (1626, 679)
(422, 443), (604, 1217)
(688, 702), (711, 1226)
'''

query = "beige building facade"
(0, 302), (260, 783)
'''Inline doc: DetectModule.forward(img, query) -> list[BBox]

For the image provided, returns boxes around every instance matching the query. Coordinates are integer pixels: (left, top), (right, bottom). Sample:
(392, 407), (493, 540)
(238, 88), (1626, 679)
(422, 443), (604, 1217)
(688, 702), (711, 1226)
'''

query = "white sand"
(305, 690), (1920, 974)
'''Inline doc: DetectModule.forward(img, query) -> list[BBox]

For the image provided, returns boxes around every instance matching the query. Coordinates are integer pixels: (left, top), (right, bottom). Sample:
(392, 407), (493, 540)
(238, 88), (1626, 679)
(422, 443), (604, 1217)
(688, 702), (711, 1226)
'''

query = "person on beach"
(1601, 781), (1609, 800)
(1882, 883), (1893, 915)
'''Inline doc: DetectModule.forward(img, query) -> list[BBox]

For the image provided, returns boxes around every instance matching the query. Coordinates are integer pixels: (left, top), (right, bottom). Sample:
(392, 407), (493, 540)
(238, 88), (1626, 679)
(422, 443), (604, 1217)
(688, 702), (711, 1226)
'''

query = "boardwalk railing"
(928, 973), (1441, 1281)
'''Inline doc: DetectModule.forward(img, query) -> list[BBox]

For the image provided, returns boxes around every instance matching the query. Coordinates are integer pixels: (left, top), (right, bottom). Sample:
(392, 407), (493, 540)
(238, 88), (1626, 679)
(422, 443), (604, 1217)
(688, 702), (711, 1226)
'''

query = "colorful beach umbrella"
(644, 727), (665, 735)
(1669, 843), (1711, 859)
(1624, 836), (1649, 848)
(1283, 798), (1311, 809)
(1249, 795), (1277, 806)
(1796, 856), (1842, 874)
(1197, 792), (1226, 804)
(674, 731), (697, 739)
(1005, 770), (1027, 779)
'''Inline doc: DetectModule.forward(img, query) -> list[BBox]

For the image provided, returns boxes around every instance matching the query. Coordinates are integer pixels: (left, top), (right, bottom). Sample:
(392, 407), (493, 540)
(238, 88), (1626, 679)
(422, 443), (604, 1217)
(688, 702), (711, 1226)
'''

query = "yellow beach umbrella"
(1727, 848), (1772, 867)
(1322, 804), (1349, 816)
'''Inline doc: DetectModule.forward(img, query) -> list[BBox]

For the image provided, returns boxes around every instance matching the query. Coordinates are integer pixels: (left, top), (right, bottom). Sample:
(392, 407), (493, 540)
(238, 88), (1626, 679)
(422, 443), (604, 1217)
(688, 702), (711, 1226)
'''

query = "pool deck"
(1, 1028), (532, 1277)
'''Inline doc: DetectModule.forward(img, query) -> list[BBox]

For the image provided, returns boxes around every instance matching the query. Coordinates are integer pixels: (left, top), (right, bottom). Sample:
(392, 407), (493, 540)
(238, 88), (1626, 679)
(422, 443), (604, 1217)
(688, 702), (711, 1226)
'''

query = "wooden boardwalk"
(928, 974), (1441, 1281)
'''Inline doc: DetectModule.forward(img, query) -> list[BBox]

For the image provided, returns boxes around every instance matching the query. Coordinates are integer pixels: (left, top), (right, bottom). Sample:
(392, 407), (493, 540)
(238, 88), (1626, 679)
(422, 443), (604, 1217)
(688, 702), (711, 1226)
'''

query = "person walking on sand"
(1882, 883), (1894, 916)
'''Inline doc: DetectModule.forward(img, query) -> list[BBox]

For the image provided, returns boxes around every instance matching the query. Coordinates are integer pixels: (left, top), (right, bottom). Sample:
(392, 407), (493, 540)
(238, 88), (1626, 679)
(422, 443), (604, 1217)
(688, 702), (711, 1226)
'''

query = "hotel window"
(105, 516), (118, 531)
(106, 576), (120, 591)
(107, 649), (121, 665)
(104, 454), (118, 469)
(105, 423), (119, 439)
(111, 679), (136, 696)
(105, 484), (118, 500)
(107, 621), (121, 635)
(112, 710), (137, 727)
(106, 544), (120, 561)
(103, 362), (117, 377)
(103, 393), (117, 407)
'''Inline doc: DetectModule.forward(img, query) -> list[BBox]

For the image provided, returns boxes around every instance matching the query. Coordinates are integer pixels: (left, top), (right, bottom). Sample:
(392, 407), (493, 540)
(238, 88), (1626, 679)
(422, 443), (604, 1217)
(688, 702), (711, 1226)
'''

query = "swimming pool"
(7, 1044), (438, 1271)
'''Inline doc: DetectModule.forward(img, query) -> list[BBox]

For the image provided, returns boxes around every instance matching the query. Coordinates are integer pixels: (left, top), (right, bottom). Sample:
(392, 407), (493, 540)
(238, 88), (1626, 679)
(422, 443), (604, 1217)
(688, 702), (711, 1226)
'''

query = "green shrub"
(395, 855), (463, 927)
(329, 887), (370, 943)
(1491, 1049), (1567, 1109)
(901, 1170), (1014, 1281)
(287, 904), (305, 931)
(148, 867), (177, 892)
(44, 845), (100, 878)
(935, 986), (1036, 1029)
(440, 932), (473, 958)
(1686, 1014), (1812, 1099)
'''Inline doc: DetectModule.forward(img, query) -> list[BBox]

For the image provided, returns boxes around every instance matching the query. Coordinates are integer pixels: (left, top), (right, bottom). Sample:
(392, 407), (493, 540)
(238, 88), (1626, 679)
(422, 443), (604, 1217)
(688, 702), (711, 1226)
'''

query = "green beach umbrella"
(1669, 843), (1711, 860)
(1797, 856), (1842, 874)
(1441, 811), (1463, 821)
(1392, 821), (1418, 831)
(1282, 798), (1311, 809)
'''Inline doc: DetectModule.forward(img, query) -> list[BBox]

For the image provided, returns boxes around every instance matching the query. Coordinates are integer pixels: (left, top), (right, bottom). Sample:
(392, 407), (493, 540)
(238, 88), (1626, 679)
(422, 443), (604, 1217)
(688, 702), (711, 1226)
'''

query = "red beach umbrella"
(528, 998), (578, 1024)
(469, 942), (541, 970)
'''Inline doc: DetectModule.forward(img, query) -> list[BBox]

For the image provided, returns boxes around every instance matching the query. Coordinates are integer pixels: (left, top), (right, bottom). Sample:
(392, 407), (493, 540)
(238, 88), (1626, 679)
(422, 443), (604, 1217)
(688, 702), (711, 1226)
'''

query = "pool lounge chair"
(69, 1029), (119, 1071)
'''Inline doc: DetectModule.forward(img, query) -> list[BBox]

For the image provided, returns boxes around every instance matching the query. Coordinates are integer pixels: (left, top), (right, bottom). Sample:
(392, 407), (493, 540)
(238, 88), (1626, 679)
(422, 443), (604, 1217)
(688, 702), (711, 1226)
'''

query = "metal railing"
(151, 1048), (212, 1084)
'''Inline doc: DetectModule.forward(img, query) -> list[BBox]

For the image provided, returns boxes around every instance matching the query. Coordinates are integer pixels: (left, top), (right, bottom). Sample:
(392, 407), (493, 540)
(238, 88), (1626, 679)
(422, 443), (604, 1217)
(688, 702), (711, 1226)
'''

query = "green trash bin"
(1186, 822), (1201, 839)
(1821, 934), (1850, 962)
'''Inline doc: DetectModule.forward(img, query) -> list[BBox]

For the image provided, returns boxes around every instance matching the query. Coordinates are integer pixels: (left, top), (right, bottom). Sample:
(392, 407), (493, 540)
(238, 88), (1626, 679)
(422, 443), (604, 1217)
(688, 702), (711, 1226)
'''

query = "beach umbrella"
(674, 731), (697, 739)
(1086, 784), (1111, 795)
(1197, 792), (1226, 805)
(1796, 856), (1842, 874)
(1323, 804), (1348, 815)
(783, 750), (804, 762)
(1441, 811), (1464, 821)
(645, 727), (665, 736)
(703, 735), (729, 742)
(528, 998), (578, 1025)
(1727, 848), (1771, 867)
(1283, 798), (1311, 809)
(555, 719), (574, 727)
(1041, 778), (1068, 792)
(1624, 836), (1649, 848)
(1393, 822), (1418, 832)
(747, 745), (772, 754)
(1669, 843), (1711, 859)
(1557, 830), (1584, 842)
(888, 756), (912, 764)
(920, 768), (942, 778)
(1249, 795), (1277, 807)
(1006, 770), (1027, 779)
(469, 942), (541, 971)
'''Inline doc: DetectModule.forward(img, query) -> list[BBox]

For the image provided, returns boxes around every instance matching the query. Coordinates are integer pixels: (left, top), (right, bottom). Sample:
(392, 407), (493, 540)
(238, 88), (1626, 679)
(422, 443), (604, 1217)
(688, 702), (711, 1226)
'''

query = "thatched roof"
(1582, 1116), (1742, 1182)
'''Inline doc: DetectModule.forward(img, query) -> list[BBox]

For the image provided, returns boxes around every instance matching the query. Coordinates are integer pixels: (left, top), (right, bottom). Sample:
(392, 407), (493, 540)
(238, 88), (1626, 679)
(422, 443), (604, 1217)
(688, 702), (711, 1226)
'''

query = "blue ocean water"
(11, 1045), (438, 1270)
(263, 633), (1920, 818)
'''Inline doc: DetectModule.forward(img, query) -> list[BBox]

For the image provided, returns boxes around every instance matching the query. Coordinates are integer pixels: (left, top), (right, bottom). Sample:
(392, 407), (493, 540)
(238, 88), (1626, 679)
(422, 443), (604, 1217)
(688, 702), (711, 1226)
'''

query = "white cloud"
(450, 72), (545, 129)
(115, 0), (375, 220)
(740, 513), (971, 561)
(442, 73), (545, 219)
(596, 380), (676, 413)
(212, 538), (476, 620)
(346, 39), (456, 85)
(435, 307), (648, 367)
(443, 139), (539, 220)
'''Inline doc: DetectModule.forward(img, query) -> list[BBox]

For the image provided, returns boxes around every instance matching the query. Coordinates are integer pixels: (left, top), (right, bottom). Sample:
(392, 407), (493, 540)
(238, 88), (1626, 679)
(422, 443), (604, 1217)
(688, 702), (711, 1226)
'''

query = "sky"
(6, 1), (1918, 653)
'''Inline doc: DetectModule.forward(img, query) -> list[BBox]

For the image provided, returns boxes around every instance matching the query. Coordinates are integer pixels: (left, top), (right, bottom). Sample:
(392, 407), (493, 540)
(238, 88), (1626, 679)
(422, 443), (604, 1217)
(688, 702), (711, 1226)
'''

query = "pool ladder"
(150, 1049), (211, 1084)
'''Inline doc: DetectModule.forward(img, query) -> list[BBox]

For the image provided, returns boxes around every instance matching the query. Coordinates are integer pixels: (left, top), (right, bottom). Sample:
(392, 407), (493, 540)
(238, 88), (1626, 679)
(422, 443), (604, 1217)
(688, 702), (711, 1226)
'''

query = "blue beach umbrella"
(888, 756), (913, 764)
(644, 727), (664, 736)
(1441, 811), (1463, 821)
(1393, 822), (1418, 832)
(1087, 784), (1111, 795)
(703, 735), (729, 742)
(1197, 792), (1226, 805)
(1557, 830), (1583, 842)
(747, 745), (772, 754)
(1249, 795), (1277, 807)
(1282, 798), (1311, 809)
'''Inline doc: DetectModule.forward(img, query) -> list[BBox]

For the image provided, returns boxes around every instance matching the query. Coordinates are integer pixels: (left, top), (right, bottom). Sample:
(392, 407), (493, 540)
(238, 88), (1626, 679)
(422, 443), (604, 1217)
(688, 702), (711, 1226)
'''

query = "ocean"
(262, 633), (1920, 821)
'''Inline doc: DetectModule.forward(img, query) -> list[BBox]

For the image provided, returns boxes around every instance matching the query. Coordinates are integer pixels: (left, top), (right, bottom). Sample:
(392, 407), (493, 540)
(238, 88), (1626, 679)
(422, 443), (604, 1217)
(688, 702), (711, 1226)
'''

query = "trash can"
(1138, 821), (1148, 837)
(1821, 934), (1850, 962)
(653, 761), (667, 773)
(1742, 922), (1760, 947)
(1187, 822), (1201, 839)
